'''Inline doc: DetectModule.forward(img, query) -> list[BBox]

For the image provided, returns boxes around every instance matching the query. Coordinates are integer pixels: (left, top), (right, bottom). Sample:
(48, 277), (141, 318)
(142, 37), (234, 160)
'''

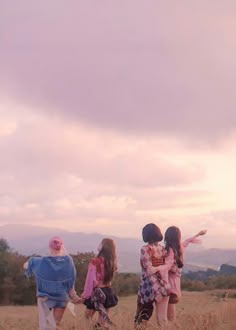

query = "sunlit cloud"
(0, 102), (235, 246)
(1, 1), (236, 248)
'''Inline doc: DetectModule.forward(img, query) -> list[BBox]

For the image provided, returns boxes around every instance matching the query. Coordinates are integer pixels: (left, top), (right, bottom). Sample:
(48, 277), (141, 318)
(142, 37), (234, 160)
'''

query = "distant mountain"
(0, 224), (142, 272)
(219, 264), (236, 275)
(183, 263), (236, 282)
(1, 224), (236, 273)
(184, 248), (236, 270)
(182, 263), (209, 273)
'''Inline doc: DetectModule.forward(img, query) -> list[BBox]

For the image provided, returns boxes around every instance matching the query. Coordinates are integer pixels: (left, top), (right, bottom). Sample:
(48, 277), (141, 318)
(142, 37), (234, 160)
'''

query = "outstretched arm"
(183, 229), (207, 248)
(23, 258), (34, 277)
(196, 229), (207, 237)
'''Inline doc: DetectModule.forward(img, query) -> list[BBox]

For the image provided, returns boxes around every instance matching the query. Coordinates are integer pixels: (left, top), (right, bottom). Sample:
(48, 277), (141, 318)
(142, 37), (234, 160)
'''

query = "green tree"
(0, 238), (10, 253)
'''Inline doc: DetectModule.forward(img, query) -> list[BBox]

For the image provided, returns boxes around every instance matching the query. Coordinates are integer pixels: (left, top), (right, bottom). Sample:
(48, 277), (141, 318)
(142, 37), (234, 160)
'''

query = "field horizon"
(2, 223), (236, 274)
(0, 291), (235, 330)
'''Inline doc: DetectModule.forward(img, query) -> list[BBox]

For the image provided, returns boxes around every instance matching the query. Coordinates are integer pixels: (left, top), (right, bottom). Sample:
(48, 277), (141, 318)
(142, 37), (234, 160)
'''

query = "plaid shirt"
(138, 243), (170, 303)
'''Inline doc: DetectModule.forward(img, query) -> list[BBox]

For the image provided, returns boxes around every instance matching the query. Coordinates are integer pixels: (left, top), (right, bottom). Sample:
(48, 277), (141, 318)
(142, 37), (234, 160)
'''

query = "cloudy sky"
(1, 1), (236, 248)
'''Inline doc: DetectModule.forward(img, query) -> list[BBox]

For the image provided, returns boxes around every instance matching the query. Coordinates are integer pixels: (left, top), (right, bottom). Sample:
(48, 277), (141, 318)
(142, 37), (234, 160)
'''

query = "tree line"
(182, 264), (236, 292)
(0, 238), (140, 305)
(0, 238), (236, 305)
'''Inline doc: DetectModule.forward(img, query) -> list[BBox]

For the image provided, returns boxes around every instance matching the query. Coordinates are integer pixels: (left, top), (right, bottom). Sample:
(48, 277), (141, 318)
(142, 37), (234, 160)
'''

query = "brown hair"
(97, 238), (117, 284)
(164, 226), (184, 268)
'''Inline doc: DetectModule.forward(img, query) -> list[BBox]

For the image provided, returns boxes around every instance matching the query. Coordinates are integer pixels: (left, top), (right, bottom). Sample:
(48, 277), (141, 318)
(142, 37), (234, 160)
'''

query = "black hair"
(142, 223), (163, 244)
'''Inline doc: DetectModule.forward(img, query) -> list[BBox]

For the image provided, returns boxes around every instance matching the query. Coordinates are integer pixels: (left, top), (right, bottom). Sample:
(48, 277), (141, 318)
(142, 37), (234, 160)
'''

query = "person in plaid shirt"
(134, 223), (174, 328)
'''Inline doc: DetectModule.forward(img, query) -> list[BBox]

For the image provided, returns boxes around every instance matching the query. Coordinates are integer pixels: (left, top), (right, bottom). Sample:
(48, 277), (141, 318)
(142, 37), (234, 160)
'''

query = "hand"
(77, 296), (86, 304)
(71, 294), (82, 304)
(198, 229), (207, 236)
(148, 266), (159, 276)
(23, 261), (29, 270)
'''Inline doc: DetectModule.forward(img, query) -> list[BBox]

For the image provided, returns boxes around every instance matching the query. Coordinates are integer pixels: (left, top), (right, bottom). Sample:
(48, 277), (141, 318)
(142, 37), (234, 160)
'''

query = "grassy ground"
(0, 291), (235, 329)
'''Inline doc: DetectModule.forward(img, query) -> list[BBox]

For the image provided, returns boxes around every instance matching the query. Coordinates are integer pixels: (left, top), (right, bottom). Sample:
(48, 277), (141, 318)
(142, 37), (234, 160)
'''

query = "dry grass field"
(0, 291), (235, 330)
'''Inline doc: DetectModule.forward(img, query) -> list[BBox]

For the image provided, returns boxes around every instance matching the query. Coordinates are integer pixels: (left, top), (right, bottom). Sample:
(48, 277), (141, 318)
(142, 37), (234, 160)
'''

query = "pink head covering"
(49, 236), (63, 251)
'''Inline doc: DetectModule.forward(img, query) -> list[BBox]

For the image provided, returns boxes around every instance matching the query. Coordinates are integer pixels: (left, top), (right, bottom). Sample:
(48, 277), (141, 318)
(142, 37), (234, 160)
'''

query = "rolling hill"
(1, 224), (236, 273)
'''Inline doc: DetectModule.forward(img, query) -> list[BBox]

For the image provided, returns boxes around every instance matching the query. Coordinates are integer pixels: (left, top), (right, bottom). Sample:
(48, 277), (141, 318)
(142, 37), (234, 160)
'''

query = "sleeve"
(24, 257), (34, 278)
(70, 256), (76, 285)
(146, 248), (175, 284)
(67, 256), (77, 292)
(154, 248), (175, 276)
(81, 261), (98, 299)
(182, 236), (201, 249)
(140, 246), (152, 271)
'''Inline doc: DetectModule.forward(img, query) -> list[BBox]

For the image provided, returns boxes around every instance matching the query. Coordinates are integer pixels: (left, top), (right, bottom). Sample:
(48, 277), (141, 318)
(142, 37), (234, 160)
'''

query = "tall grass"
(0, 291), (235, 329)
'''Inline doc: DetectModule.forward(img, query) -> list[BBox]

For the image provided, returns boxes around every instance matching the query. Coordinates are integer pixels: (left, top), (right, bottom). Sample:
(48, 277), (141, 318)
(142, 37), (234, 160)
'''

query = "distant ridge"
(1, 224), (236, 273)
(0, 224), (142, 272)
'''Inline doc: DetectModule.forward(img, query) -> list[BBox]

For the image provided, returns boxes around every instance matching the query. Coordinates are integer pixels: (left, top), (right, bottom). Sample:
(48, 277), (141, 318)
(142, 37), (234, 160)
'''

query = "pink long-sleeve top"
(168, 236), (202, 297)
(148, 236), (201, 298)
(81, 257), (105, 299)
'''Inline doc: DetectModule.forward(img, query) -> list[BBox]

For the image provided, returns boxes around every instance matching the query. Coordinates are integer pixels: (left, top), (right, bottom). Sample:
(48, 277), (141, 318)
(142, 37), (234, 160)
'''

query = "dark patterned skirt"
(84, 287), (118, 310)
(134, 297), (154, 324)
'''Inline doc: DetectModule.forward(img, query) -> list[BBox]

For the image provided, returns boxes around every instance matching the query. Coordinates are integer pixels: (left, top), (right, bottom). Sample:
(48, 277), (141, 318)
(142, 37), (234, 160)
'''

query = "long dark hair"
(164, 226), (184, 268)
(98, 238), (117, 284)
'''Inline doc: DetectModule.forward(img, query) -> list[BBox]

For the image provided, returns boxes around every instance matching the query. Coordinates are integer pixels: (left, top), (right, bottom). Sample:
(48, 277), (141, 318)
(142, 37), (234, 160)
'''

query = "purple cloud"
(1, 1), (236, 140)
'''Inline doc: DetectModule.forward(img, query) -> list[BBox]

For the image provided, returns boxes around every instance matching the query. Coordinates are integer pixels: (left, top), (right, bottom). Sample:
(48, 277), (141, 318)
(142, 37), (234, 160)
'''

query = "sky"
(0, 1), (236, 248)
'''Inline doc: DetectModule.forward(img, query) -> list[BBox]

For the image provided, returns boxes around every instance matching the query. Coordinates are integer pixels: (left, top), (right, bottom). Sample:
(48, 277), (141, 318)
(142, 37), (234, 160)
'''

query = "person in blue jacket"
(24, 236), (79, 330)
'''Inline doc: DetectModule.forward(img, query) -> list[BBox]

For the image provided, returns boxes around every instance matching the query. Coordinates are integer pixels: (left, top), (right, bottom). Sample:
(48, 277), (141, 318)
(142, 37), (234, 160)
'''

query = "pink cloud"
(1, 1), (236, 140)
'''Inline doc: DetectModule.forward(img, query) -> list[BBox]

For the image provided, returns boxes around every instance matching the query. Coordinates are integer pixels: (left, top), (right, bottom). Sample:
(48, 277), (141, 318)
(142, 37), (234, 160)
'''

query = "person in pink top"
(160, 227), (207, 322)
(80, 238), (118, 329)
